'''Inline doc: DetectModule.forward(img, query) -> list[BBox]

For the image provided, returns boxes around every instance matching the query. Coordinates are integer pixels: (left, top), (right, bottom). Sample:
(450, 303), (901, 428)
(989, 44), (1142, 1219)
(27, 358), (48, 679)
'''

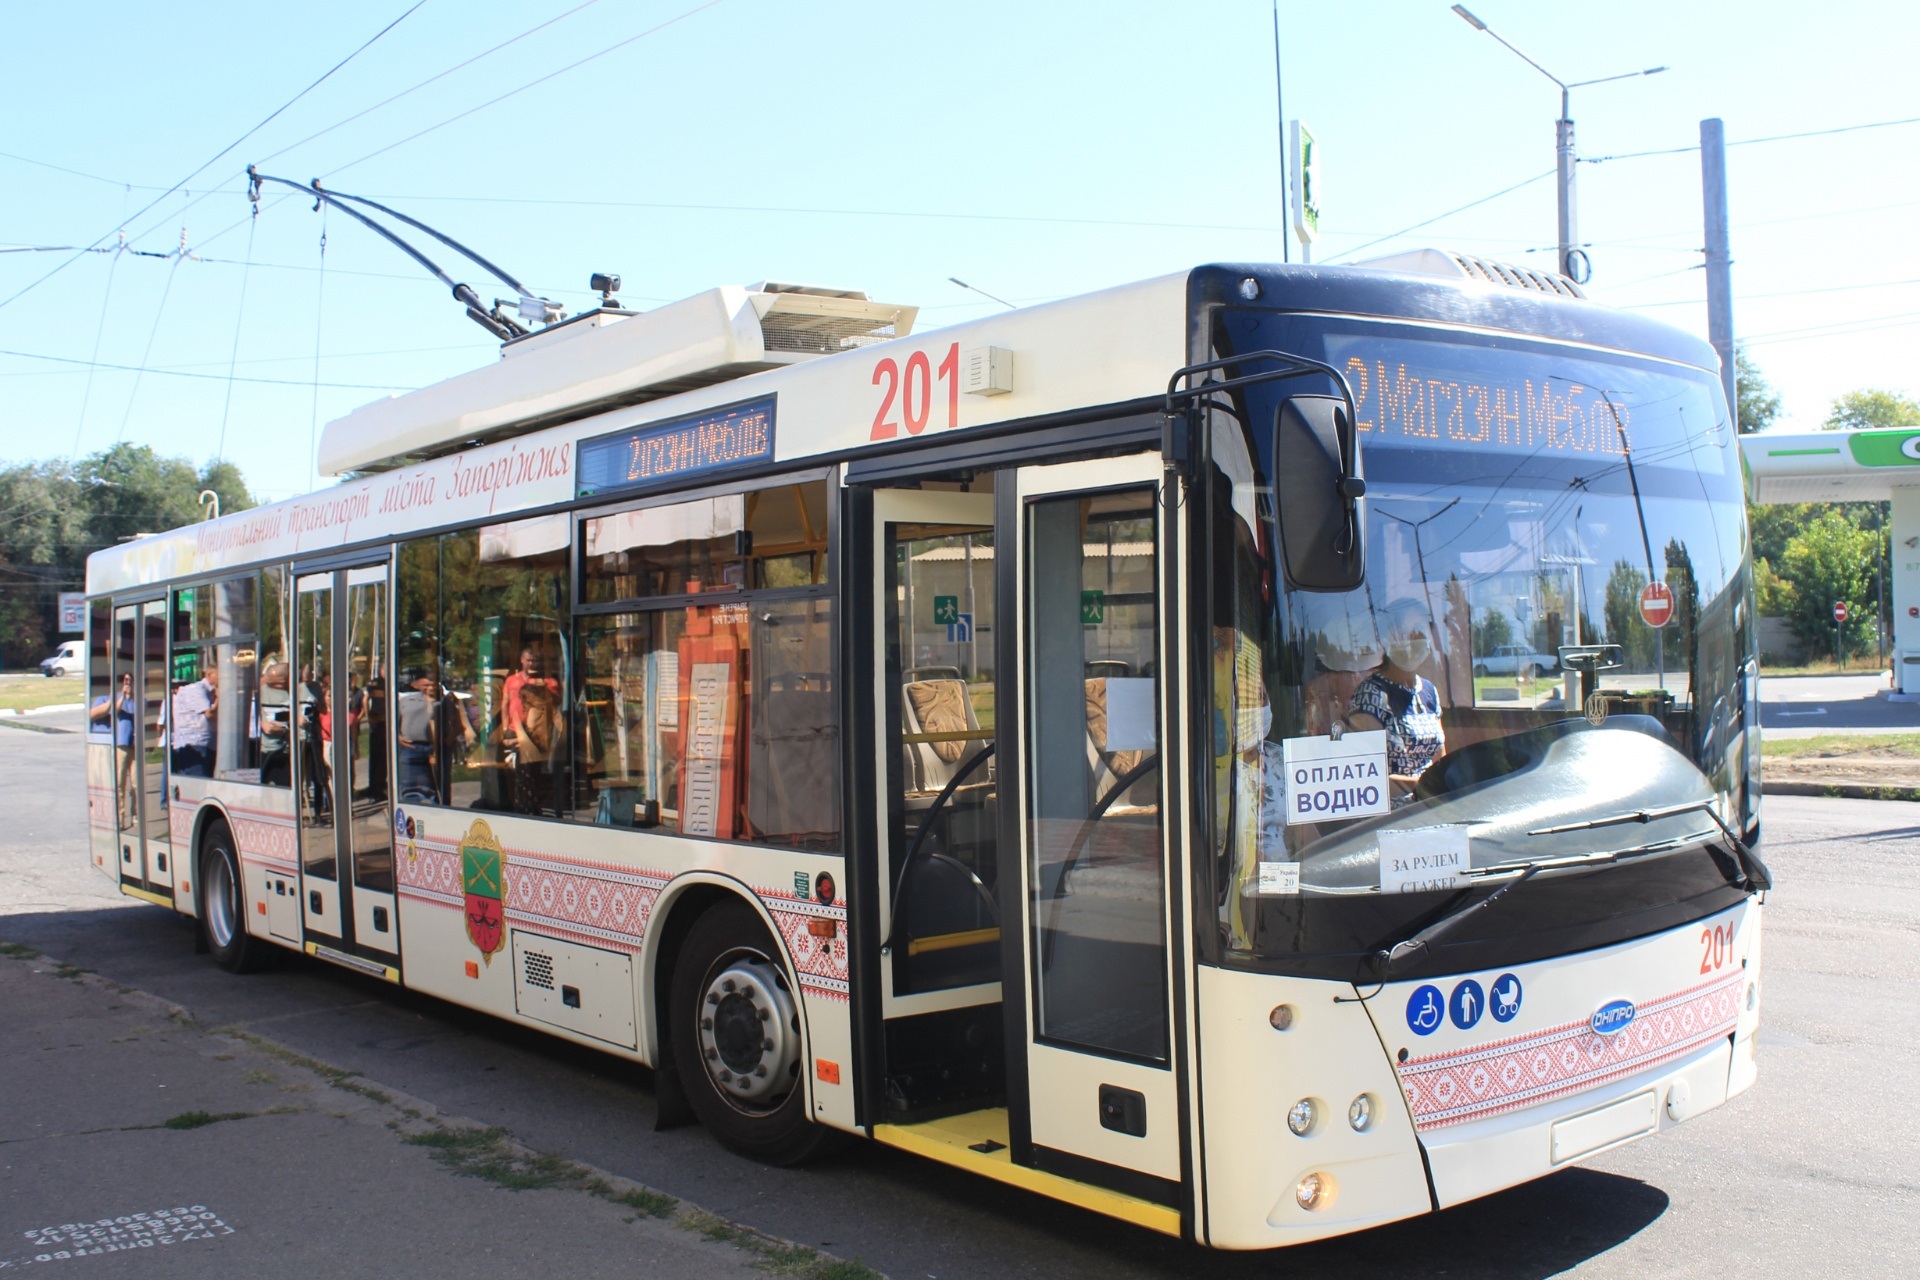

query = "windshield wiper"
(1373, 833), (1699, 979)
(1528, 797), (1771, 892)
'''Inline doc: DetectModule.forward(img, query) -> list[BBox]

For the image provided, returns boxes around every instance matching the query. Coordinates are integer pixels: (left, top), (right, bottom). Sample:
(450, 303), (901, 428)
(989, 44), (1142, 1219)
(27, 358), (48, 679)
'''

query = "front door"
(1009, 455), (1180, 1191)
(294, 562), (399, 974)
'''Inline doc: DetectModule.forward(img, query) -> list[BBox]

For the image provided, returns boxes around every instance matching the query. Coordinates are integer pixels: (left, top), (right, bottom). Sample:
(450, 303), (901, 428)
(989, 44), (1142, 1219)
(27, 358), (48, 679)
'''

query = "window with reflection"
(574, 480), (838, 847)
(395, 515), (570, 817)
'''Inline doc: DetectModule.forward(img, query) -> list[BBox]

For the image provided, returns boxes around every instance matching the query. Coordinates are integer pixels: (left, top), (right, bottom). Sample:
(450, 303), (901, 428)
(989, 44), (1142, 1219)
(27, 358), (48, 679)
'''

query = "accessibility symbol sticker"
(1490, 972), (1523, 1023)
(1406, 984), (1445, 1036)
(1449, 979), (1485, 1031)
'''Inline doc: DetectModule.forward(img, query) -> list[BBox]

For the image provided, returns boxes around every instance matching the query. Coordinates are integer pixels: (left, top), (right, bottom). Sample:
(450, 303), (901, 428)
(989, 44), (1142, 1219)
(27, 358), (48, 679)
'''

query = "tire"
(669, 898), (840, 1165)
(200, 822), (265, 973)
(1472, 664), (1489, 678)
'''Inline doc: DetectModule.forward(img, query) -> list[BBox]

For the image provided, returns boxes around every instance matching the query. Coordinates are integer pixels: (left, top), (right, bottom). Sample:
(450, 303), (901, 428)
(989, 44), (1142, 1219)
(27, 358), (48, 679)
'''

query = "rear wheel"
(200, 823), (264, 973)
(669, 899), (839, 1165)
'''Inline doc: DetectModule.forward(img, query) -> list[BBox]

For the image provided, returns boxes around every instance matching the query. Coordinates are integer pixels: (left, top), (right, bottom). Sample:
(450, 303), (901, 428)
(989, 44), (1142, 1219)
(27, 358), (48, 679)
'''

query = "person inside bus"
(501, 642), (561, 813)
(1346, 599), (1447, 805)
(259, 660), (292, 787)
(396, 667), (441, 804)
(91, 672), (139, 827)
(169, 661), (219, 778)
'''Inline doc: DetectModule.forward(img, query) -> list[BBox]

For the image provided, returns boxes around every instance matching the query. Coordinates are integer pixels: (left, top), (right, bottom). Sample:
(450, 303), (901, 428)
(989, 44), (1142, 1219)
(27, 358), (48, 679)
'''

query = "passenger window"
(395, 516), (569, 817)
(573, 480), (838, 846)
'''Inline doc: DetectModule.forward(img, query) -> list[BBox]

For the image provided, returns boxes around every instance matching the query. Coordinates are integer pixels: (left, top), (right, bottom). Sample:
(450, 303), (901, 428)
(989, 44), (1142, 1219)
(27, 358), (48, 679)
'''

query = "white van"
(39, 640), (83, 677)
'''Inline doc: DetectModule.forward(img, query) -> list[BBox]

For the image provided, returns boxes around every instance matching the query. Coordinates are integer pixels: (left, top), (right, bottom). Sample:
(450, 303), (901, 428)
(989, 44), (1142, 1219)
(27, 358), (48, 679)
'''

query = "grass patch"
(0, 941), (41, 959)
(162, 1110), (255, 1130)
(0, 676), (81, 714)
(1761, 732), (1920, 760)
(1761, 658), (1886, 678)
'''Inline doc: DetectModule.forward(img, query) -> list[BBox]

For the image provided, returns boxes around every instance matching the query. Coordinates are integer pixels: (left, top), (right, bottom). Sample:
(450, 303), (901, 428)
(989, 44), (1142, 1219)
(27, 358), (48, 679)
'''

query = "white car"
(39, 640), (83, 677)
(1473, 643), (1559, 680)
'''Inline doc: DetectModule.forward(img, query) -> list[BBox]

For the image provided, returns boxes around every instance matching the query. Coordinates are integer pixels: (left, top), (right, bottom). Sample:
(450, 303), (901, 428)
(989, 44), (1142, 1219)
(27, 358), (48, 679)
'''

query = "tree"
(1778, 510), (1879, 659)
(1734, 347), (1780, 435)
(1602, 560), (1656, 673)
(1752, 557), (1794, 617)
(1822, 388), (1920, 432)
(0, 446), (255, 667)
(1470, 606), (1515, 657)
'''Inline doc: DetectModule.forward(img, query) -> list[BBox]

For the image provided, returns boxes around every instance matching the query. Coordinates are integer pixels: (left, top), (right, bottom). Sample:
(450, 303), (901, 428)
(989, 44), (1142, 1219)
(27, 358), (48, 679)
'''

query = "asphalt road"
(1760, 672), (1920, 737)
(4, 707), (1916, 1278)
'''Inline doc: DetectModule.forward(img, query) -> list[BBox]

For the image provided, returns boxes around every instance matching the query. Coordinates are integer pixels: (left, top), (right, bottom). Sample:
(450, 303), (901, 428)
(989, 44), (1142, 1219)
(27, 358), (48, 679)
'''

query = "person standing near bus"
(170, 662), (219, 778)
(501, 642), (560, 813)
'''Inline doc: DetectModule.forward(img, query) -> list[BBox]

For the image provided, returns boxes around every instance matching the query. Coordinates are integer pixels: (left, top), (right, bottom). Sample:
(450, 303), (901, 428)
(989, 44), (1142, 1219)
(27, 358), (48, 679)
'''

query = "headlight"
(1295, 1171), (1333, 1211)
(1348, 1093), (1374, 1131)
(1287, 1098), (1316, 1136)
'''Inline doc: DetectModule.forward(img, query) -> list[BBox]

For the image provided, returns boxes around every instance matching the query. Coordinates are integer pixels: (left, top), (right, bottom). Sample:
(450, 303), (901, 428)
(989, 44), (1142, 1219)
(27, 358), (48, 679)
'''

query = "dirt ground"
(1764, 745), (1920, 790)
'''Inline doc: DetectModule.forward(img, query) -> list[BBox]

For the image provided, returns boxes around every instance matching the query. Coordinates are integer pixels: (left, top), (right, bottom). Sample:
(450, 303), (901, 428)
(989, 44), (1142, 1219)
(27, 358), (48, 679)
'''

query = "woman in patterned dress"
(1345, 601), (1446, 805)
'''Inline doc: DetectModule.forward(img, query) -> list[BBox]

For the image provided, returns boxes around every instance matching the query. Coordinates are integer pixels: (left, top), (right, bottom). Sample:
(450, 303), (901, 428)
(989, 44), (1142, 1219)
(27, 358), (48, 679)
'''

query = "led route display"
(577, 396), (776, 498)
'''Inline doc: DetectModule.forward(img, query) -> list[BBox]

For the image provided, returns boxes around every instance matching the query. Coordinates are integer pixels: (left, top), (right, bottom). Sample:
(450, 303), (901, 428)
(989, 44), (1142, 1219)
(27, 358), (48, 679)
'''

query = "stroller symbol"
(1491, 973), (1523, 1023)
(1407, 984), (1445, 1036)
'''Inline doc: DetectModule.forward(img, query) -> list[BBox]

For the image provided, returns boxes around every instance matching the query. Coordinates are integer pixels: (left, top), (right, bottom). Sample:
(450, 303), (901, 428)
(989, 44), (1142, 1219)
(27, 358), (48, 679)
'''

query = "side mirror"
(1273, 395), (1366, 591)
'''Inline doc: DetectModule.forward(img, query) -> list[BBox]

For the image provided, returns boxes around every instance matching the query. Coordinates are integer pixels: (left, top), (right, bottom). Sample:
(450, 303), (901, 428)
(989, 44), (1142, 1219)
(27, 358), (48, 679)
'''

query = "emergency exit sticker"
(1281, 730), (1389, 825)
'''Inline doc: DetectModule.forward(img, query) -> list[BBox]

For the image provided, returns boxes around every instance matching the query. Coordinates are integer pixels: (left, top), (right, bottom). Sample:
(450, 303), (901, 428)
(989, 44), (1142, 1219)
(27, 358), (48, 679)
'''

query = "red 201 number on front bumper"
(1699, 922), (1734, 974)
(871, 343), (960, 440)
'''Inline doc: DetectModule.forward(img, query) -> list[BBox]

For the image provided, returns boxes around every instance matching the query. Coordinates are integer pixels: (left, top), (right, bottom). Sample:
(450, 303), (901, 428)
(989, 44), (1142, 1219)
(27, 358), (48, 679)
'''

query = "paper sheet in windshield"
(1377, 826), (1471, 894)
(1281, 730), (1389, 825)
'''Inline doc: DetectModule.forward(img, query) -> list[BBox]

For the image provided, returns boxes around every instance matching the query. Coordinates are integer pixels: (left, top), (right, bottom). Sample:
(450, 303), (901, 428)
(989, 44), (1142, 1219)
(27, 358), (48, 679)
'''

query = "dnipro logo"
(1590, 999), (1637, 1036)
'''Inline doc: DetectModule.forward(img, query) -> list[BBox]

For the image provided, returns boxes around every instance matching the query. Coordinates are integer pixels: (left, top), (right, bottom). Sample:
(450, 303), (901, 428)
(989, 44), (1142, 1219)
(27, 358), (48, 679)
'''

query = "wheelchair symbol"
(1406, 984), (1445, 1036)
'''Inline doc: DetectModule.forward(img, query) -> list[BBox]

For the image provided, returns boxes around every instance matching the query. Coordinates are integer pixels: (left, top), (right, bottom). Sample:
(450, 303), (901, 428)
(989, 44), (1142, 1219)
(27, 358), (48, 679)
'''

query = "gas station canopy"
(1743, 427), (1920, 505)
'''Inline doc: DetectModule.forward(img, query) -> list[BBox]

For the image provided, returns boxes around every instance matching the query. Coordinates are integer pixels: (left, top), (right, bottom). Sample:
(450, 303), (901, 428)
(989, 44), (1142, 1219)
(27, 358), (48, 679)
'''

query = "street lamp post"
(1451, 5), (1664, 283)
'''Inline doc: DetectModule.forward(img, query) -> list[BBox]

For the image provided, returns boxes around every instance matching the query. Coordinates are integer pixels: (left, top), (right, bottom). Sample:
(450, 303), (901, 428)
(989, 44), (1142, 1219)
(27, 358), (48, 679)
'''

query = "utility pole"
(1700, 118), (1737, 422)
(1452, 6), (1663, 285)
(1273, 0), (1290, 263)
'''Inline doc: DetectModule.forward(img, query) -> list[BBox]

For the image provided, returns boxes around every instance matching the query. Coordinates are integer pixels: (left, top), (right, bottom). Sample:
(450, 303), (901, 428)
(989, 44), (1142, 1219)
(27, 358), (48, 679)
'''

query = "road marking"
(0, 1206), (233, 1267)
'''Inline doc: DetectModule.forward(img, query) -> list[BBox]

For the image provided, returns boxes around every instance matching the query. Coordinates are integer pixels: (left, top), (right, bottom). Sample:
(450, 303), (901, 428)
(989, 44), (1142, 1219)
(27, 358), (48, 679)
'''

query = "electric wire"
(69, 239), (124, 458)
(321, 0), (726, 178)
(0, 0), (427, 314)
(0, 347), (413, 390)
(1323, 170), (1554, 264)
(216, 212), (260, 461)
(1583, 112), (1920, 165)
(112, 251), (184, 445)
(309, 207), (329, 491)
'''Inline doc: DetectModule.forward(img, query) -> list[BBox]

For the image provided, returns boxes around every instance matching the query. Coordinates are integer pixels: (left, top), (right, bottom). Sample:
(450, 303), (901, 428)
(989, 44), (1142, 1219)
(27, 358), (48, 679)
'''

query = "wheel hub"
(207, 852), (237, 948)
(695, 956), (797, 1107)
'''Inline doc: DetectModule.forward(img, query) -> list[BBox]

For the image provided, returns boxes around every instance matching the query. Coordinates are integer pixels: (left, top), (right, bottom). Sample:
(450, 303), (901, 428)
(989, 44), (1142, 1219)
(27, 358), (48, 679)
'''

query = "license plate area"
(1549, 1089), (1658, 1164)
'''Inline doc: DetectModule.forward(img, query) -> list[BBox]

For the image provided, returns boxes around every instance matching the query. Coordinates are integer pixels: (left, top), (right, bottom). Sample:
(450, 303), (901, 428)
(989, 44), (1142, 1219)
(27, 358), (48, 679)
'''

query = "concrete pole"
(1556, 89), (1577, 278)
(1701, 118), (1736, 421)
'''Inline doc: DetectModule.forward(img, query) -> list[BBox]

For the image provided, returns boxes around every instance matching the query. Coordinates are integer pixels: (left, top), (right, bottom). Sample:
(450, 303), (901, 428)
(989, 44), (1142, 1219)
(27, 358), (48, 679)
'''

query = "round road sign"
(1638, 581), (1674, 629)
(1834, 601), (1850, 623)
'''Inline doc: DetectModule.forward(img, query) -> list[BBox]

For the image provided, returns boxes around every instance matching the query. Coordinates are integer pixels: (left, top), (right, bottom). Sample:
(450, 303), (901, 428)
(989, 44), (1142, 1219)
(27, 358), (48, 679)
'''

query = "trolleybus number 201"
(871, 342), (961, 440)
(1700, 921), (1735, 974)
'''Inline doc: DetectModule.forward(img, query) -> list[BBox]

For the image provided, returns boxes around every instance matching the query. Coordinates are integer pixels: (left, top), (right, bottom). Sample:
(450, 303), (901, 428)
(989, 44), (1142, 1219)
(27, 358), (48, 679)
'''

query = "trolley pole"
(1701, 118), (1736, 420)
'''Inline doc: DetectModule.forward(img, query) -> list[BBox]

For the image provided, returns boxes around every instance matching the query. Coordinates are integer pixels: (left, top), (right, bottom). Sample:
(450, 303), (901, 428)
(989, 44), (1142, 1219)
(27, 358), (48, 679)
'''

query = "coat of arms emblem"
(460, 818), (507, 963)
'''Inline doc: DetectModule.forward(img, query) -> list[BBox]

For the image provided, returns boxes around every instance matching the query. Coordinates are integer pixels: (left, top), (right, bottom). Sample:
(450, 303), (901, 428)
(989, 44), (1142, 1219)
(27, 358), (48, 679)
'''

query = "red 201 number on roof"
(1638, 581), (1674, 629)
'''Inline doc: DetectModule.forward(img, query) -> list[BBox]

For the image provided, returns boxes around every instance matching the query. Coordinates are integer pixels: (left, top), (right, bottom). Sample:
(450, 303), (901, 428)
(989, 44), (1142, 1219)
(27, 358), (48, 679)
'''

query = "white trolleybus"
(81, 256), (1767, 1249)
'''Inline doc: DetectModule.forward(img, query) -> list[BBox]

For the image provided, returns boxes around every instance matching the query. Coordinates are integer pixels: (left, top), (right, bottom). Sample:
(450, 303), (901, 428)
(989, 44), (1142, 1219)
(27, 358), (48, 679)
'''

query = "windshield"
(1205, 312), (1756, 980)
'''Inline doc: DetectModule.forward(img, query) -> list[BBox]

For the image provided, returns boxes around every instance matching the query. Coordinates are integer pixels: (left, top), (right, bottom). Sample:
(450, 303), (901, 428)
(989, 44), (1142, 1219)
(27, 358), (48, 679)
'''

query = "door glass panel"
(112, 607), (138, 836)
(1025, 490), (1167, 1060)
(346, 574), (393, 894)
(885, 521), (999, 994)
(140, 602), (169, 849)
(296, 581), (337, 882)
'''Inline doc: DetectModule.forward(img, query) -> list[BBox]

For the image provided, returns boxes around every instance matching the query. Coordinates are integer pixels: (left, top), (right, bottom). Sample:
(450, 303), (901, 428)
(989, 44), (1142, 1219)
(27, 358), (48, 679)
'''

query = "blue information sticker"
(1489, 973), (1523, 1023)
(1449, 979), (1485, 1031)
(1405, 984), (1445, 1036)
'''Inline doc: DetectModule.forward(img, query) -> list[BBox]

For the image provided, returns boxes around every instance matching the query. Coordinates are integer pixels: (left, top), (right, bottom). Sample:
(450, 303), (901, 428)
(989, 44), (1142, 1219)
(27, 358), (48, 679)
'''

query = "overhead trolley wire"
(1583, 112), (1920, 165)
(69, 237), (125, 458)
(0, 347), (414, 391)
(112, 248), (186, 445)
(1324, 170), (1555, 264)
(322, 0), (727, 178)
(0, 0), (426, 312)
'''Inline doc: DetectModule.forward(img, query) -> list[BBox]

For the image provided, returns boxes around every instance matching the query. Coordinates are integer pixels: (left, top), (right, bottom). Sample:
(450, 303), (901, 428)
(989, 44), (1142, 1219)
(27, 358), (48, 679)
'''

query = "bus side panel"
(390, 808), (856, 1131)
(200, 786), (302, 945)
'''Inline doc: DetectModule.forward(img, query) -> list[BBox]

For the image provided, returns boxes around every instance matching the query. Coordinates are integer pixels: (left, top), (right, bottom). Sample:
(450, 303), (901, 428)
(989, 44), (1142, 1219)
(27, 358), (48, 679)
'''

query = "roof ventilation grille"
(1351, 248), (1586, 299)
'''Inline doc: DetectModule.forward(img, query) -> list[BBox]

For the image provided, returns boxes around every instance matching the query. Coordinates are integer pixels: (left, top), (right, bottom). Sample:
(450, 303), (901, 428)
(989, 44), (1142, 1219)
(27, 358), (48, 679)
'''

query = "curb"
(1763, 780), (1920, 802)
(0, 702), (85, 718)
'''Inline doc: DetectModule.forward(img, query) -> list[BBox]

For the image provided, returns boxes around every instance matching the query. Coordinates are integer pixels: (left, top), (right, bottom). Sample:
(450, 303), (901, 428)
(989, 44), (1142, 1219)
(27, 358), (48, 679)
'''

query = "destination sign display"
(1321, 334), (1725, 471)
(577, 396), (776, 498)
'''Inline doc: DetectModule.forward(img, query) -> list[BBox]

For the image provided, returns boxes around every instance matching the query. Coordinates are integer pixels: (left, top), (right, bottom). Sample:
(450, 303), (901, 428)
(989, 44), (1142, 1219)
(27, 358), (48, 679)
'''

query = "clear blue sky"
(4, 0), (1916, 502)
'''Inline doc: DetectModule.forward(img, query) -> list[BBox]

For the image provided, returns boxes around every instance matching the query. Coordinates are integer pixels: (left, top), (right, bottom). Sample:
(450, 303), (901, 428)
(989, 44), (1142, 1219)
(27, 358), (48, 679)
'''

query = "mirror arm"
(1165, 350), (1363, 513)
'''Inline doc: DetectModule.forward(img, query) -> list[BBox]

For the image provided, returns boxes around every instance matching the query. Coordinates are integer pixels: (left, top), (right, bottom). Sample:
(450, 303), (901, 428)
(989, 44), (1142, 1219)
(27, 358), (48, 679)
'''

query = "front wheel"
(669, 899), (840, 1165)
(200, 823), (265, 973)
